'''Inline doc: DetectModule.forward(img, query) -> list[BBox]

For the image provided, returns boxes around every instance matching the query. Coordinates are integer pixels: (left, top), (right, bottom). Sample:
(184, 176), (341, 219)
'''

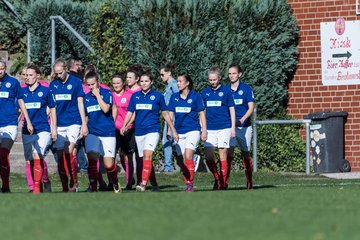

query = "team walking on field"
(0, 58), (255, 194)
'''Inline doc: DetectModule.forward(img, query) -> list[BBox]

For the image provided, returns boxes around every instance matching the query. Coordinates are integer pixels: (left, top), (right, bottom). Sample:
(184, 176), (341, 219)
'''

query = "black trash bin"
(305, 111), (350, 173)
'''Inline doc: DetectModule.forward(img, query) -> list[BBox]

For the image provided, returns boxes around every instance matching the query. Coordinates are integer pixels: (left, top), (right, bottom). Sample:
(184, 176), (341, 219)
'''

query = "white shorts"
(23, 132), (52, 160)
(204, 128), (231, 148)
(135, 132), (160, 158)
(85, 134), (116, 158)
(174, 131), (200, 156)
(56, 124), (81, 149)
(0, 125), (18, 142)
(230, 126), (252, 152)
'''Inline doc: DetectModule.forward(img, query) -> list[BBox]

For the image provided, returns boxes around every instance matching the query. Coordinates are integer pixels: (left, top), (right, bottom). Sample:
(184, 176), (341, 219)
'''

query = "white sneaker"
(136, 184), (146, 192)
(194, 154), (200, 172)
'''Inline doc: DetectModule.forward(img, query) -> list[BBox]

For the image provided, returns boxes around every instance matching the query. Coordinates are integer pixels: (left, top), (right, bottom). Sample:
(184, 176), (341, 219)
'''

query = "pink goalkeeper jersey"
(113, 86), (141, 130)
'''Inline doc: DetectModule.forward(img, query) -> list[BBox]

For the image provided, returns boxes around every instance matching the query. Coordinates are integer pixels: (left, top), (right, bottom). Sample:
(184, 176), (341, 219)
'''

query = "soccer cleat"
(33, 188), (41, 194)
(194, 154), (200, 172)
(85, 184), (97, 192)
(107, 183), (114, 192)
(247, 181), (253, 190)
(124, 185), (133, 190)
(69, 184), (79, 192)
(213, 180), (221, 190)
(1, 188), (11, 193)
(151, 185), (160, 192)
(43, 181), (52, 193)
(113, 182), (122, 193)
(136, 184), (146, 192)
(186, 183), (194, 192)
(98, 183), (108, 192)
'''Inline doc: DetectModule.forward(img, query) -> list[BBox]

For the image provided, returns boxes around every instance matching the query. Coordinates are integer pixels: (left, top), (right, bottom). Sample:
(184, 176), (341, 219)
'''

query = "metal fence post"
(253, 106), (257, 172)
(305, 121), (311, 175)
(51, 18), (55, 65)
(27, 30), (31, 63)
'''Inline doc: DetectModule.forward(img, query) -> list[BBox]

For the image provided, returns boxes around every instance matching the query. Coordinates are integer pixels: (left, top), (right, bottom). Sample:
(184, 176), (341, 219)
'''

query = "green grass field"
(1, 172), (360, 240)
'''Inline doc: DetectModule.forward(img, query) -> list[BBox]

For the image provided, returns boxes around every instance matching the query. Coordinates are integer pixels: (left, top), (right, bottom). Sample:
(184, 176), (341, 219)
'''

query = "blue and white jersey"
(22, 84), (56, 134)
(0, 74), (23, 127)
(230, 82), (254, 127)
(201, 85), (234, 130)
(84, 87), (115, 137)
(128, 88), (167, 136)
(168, 90), (205, 134)
(49, 75), (84, 127)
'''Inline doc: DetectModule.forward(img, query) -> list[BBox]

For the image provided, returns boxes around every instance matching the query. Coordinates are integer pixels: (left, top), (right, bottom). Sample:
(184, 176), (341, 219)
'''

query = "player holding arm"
(84, 71), (121, 192)
(168, 73), (206, 192)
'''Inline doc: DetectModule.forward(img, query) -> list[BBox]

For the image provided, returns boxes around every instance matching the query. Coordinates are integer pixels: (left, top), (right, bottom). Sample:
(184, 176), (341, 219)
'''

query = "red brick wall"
(287, 0), (360, 171)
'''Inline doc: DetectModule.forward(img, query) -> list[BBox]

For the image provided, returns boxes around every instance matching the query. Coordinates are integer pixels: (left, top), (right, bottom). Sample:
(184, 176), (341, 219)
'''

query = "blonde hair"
(51, 58), (68, 81)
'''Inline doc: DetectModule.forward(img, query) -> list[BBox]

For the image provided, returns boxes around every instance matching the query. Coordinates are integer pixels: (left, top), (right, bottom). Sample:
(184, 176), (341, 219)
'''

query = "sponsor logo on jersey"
(136, 104), (152, 110)
(207, 101), (221, 107)
(234, 99), (243, 105)
(25, 102), (41, 109)
(175, 107), (191, 113)
(55, 94), (72, 100)
(0, 92), (9, 98)
(87, 105), (101, 113)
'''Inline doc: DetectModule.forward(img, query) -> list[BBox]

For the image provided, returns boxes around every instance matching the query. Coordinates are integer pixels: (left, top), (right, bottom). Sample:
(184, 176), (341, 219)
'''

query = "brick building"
(287, 0), (360, 171)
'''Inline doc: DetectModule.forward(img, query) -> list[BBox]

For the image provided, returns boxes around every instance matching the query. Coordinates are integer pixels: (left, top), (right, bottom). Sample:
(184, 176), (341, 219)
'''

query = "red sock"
(88, 159), (98, 191)
(58, 152), (68, 191)
(149, 164), (158, 187)
(141, 160), (152, 186)
(182, 163), (189, 183)
(65, 152), (78, 187)
(185, 160), (195, 184)
(220, 160), (228, 188)
(243, 156), (253, 189)
(42, 160), (49, 182)
(97, 159), (107, 187)
(226, 154), (233, 186)
(206, 159), (220, 182)
(136, 157), (143, 185)
(105, 163), (119, 185)
(0, 148), (10, 191)
(33, 159), (43, 193)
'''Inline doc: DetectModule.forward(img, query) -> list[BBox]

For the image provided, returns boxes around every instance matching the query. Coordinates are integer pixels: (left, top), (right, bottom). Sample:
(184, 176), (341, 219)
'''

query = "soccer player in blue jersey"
(168, 74), (207, 192)
(0, 59), (33, 192)
(84, 71), (120, 193)
(49, 58), (88, 192)
(202, 66), (236, 190)
(22, 64), (57, 194)
(227, 64), (255, 189)
(121, 70), (178, 192)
